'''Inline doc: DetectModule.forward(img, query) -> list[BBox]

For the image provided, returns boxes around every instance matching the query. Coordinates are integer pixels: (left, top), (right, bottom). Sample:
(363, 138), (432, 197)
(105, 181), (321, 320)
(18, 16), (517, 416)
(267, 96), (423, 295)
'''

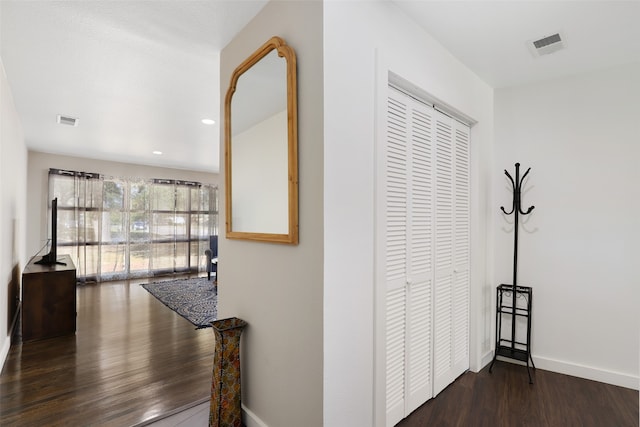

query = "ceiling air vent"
(57, 114), (79, 127)
(528, 32), (565, 57)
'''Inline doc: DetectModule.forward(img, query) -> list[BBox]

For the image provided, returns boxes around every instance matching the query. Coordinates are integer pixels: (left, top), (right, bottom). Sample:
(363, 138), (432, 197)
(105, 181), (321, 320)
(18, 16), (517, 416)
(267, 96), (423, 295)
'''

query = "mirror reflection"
(231, 50), (288, 234)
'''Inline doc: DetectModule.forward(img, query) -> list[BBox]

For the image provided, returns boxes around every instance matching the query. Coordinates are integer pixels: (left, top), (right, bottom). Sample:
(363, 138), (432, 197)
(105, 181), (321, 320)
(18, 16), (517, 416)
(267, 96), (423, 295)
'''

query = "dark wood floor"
(398, 361), (639, 427)
(2, 278), (638, 427)
(0, 275), (214, 426)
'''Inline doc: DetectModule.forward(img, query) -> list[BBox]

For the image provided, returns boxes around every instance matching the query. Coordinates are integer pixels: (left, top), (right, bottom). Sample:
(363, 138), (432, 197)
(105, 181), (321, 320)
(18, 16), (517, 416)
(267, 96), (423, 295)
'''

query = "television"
(35, 197), (66, 266)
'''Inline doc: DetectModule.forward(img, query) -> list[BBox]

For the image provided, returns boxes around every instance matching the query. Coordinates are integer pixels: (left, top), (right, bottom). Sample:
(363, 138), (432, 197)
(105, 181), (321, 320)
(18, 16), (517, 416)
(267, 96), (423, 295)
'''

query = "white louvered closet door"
(432, 112), (470, 396)
(383, 86), (470, 427)
(384, 88), (434, 426)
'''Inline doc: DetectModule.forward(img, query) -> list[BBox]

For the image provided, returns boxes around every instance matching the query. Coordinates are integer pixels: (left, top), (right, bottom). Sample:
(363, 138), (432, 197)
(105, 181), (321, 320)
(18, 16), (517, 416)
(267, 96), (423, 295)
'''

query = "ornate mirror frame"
(224, 36), (298, 244)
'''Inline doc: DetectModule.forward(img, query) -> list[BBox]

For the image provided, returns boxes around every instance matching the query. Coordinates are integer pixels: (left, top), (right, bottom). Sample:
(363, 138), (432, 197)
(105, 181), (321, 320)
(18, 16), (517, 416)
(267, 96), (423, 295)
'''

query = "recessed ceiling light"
(152, 151), (163, 155)
(201, 119), (215, 125)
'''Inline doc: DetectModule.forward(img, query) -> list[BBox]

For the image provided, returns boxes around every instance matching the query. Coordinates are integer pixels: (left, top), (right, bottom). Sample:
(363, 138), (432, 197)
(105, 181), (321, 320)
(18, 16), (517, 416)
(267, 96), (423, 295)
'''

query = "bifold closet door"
(383, 86), (470, 427)
(384, 89), (434, 426)
(432, 109), (470, 396)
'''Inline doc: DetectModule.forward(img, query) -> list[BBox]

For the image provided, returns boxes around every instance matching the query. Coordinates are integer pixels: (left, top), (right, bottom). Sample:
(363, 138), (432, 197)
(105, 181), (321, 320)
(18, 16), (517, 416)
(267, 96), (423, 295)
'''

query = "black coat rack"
(489, 163), (536, 383)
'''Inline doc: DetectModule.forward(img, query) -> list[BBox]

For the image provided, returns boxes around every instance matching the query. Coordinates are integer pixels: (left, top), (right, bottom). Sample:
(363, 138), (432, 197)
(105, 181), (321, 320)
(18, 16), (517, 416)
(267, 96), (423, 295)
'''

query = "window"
(48, 169), (218, 282)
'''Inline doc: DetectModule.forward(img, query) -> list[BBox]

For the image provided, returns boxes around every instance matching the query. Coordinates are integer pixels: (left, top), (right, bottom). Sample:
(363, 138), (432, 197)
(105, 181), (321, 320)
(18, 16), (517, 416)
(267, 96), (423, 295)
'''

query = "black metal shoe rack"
(489, 163), (536, 383)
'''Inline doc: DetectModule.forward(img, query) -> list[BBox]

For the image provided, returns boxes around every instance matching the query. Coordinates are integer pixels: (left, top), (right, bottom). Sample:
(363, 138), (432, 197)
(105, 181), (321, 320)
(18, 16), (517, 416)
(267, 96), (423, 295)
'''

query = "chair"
(205, 235), (218, 281)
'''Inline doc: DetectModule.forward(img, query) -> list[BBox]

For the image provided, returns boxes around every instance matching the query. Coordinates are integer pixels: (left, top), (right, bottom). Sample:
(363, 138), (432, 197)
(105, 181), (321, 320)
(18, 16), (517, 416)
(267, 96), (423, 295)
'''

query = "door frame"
(373, 51), (481, 427)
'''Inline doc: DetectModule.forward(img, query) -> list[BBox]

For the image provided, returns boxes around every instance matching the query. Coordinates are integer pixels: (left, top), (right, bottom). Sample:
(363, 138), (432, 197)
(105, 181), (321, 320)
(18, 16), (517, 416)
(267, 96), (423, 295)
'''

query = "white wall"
(219, 1), (324, 427)
(323, 2), (494, 426)
(231, 109), (288, 233)
(26, 151), (218, 258)
(0, 57), (27, 368)
(494, 63), (640, 388)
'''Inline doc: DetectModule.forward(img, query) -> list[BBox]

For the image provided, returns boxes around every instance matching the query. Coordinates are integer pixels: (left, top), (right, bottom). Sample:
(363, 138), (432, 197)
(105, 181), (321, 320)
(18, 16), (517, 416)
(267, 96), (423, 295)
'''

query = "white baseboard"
(488, 350), (639, 390)
(243, 405), (269, 427)
(1, 304), (21, 372)
(0, 334), (11, 372)
(469, 350), (494, 373)
(533, 355), (639, 390)
(480, 350), (494, 370)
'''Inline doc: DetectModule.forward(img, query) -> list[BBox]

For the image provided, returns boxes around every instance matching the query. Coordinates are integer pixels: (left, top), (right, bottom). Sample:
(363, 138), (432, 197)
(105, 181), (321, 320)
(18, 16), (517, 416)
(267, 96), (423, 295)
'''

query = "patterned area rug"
(142, 277), (217, 328)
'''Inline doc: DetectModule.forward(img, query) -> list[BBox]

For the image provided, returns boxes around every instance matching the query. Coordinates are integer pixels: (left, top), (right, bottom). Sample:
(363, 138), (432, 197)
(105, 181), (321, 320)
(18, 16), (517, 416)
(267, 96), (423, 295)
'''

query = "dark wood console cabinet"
(22, 254), (77, 342)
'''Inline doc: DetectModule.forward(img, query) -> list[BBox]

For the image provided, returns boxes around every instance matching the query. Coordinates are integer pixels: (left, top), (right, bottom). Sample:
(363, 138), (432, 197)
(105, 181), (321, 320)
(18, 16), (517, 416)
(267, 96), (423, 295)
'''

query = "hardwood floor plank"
(0, 277), (215, 426)
(397, 361), (638, 427)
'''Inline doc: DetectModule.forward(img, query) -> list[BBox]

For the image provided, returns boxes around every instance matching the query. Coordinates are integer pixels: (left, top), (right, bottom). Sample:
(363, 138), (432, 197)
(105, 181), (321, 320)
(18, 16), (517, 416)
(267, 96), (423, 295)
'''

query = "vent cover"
(57, 115), (79, 127)
(528, 32), (565, 57)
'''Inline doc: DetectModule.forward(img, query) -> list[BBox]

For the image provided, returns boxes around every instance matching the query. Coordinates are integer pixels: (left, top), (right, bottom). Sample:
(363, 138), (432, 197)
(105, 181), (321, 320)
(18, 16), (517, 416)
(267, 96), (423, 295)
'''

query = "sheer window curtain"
(50, 169), (103, 282)
(48, 169), (217, 282)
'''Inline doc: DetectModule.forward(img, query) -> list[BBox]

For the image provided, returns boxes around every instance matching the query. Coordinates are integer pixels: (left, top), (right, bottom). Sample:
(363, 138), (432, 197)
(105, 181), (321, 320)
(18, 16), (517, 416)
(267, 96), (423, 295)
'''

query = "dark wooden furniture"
(22, 254), (76, 342)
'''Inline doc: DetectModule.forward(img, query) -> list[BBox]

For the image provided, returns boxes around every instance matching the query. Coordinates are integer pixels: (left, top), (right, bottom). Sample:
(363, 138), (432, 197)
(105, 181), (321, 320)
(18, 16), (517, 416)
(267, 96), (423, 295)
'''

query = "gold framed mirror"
(224, 36), (298, 244)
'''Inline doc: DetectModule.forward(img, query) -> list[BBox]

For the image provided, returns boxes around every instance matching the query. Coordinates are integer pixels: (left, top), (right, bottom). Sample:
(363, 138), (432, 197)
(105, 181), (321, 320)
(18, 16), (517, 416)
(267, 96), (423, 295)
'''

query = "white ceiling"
(2, 1), (639, 173)
(394, 0), (640, 89)
(0, 0), (267, 173)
